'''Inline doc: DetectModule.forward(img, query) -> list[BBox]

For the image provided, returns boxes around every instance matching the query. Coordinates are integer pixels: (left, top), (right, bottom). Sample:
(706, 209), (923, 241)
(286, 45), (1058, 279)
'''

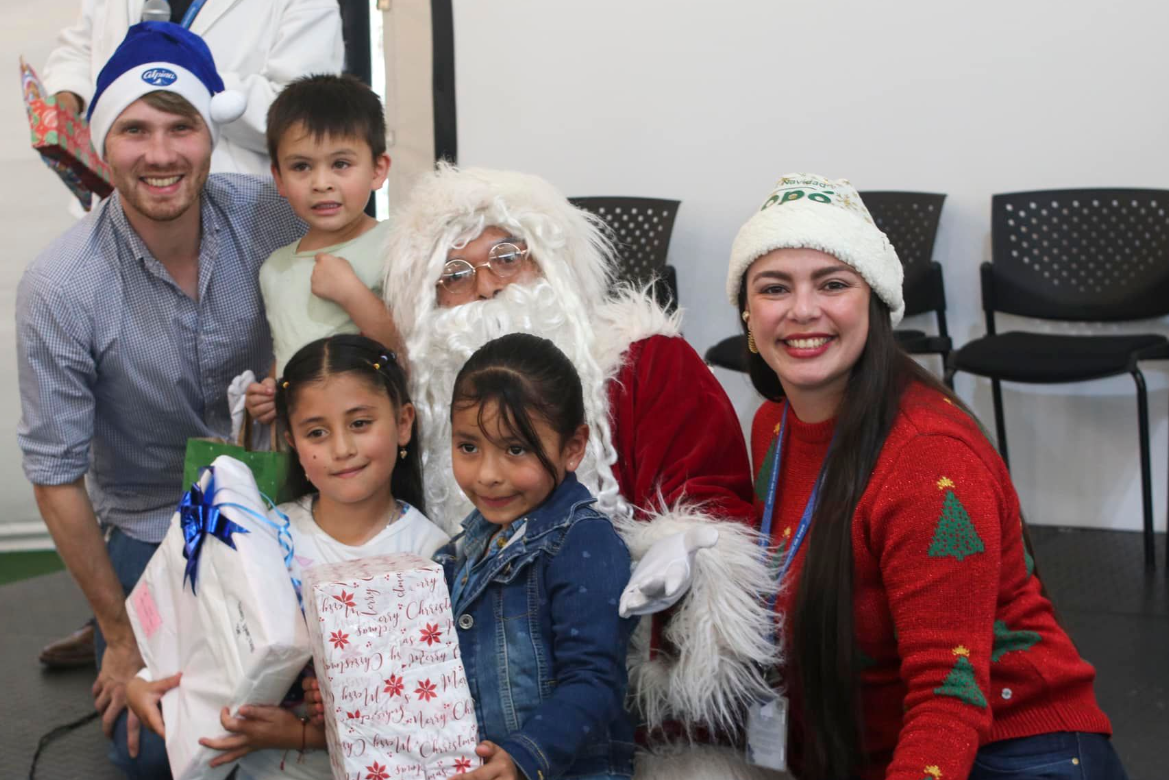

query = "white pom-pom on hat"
(209, 90), (246, 124)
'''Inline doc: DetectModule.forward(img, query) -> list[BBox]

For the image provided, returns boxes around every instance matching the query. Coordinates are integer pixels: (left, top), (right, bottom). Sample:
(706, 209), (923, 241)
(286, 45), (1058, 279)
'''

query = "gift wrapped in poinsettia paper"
(303, 554), (481, 780)
(126, 455), (311, 780)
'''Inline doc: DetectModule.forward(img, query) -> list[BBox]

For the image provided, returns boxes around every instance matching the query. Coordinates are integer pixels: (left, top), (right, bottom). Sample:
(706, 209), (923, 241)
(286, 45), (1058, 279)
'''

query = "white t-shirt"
(238, 495), (450, 780)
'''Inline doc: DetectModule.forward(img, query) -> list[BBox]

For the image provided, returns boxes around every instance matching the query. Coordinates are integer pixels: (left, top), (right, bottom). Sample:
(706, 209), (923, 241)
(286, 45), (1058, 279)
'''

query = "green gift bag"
(183, 414), (295, 504)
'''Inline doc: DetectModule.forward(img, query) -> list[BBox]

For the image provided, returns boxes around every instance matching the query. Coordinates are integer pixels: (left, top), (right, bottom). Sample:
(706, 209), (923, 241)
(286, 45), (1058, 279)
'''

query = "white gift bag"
(303, 553), (481, 780)
(126, 455), (312, 780)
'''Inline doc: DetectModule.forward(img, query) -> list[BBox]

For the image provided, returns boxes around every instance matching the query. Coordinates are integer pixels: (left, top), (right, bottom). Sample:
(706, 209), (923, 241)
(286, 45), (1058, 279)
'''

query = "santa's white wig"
(384, 164), (632, 531)
(385, 163), (615, 346)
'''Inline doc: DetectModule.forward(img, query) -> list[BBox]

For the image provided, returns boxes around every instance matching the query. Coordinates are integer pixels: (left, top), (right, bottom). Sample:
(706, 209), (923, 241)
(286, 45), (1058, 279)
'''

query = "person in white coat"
(42, 0), (345, 176)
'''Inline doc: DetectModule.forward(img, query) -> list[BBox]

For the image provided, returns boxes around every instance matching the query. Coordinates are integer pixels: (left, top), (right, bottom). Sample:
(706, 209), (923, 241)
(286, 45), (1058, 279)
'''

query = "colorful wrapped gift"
(126, 456), (311, 780)
(303, 554), (482, 780)
(20, 57), (112, 210)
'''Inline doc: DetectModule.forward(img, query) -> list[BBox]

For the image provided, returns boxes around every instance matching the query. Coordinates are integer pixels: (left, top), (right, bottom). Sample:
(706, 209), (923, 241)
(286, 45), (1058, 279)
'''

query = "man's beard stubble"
(115, 156), (210, 224)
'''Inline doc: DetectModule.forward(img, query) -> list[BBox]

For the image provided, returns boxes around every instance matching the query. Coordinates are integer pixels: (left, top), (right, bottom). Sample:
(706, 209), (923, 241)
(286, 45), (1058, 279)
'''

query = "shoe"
(39, 620), (96, 669)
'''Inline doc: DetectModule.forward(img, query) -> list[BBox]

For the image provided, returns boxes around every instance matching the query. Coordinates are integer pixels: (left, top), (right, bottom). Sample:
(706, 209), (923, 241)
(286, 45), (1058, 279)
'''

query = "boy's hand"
(303, 675), (326, 725)
(199, 705), (303, 767)
(245, 377), (277, 425)
(125, 672), (181, 757)
(453, 741), (517, 780)
(311, 253), (363, 307)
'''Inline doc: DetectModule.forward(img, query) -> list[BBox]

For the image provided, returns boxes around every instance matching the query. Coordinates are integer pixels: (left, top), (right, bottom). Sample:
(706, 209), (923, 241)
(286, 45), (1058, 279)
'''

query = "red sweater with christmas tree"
(750, 382), (1110, 780)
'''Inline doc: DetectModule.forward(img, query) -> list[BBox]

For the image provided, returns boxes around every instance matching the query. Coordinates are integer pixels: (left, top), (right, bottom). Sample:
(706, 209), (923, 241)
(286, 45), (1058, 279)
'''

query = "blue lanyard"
(180, 0), (208, 28)
(757, 405), (829, 585)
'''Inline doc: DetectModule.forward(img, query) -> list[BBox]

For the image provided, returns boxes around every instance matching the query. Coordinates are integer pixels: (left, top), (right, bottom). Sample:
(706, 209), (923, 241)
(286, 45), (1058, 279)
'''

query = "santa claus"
(384, 165), (782, 778)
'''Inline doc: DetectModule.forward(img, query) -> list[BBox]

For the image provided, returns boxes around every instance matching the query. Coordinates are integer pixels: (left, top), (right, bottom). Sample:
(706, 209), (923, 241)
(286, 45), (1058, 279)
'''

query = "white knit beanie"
(726, 174), (904, 324)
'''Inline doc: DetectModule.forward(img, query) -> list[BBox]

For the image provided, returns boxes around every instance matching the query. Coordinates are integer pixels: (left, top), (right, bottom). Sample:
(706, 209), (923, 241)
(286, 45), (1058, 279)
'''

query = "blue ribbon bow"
(177, 467), (303, 608)
(179, 474), (249, 595)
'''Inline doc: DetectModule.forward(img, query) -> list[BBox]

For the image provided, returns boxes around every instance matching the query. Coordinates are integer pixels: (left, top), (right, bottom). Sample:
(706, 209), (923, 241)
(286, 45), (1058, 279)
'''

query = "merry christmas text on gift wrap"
(303, 554), (481, 780)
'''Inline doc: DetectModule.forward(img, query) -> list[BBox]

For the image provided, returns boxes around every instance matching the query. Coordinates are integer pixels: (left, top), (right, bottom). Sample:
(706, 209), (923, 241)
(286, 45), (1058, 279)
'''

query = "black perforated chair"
(947, 189), (1169, 569)
(569, 197), (680, 312)
(705, 191), (951, 380)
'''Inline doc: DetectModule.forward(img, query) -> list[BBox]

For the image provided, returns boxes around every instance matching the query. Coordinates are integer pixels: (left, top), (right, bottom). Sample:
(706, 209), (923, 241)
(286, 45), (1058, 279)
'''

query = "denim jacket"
(435, 473), (636, 780)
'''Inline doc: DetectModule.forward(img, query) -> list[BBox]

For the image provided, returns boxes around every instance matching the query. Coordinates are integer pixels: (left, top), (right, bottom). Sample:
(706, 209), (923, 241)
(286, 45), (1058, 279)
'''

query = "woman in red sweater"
(725, 174), (1125, 780)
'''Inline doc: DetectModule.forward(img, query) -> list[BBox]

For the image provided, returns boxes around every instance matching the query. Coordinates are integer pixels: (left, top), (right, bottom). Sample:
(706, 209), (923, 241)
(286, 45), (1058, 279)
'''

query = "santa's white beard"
(406, 280), (628, 535)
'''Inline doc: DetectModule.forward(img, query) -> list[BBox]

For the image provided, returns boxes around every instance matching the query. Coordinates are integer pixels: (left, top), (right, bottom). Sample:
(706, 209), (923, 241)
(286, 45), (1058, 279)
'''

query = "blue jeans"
(94, 527), (172, 780)
(970, 732), (1128, 780)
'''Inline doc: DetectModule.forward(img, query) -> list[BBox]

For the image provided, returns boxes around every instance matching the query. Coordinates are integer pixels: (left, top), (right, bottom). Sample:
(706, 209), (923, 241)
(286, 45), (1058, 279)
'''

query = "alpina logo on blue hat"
(87, 22), (247, 162)
(141, 67), (177, 87)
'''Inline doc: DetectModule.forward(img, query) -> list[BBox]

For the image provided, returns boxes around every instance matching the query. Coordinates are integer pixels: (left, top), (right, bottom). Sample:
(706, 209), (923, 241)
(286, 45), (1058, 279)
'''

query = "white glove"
(227, 370), (257, 444)
(618, 526), (719, 618)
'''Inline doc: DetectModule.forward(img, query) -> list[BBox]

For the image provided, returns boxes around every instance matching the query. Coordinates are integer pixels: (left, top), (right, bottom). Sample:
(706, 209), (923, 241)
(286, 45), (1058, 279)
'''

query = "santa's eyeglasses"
(438, 242), (530, 295)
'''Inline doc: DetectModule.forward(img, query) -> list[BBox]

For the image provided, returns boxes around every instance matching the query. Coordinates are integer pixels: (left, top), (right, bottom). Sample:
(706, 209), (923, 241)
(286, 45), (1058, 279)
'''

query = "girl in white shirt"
(129, 335), (448, 778)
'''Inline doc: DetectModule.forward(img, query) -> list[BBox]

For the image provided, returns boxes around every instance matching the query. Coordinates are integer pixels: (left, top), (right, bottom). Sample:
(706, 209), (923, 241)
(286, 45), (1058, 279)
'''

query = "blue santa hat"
(87, 21), (247, 161)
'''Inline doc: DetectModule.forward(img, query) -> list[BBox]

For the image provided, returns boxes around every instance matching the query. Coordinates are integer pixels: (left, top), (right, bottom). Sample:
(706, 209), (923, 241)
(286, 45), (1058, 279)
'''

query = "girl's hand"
(198, 705), (303, 767)
(245, 377), (277, 425)
(453, 741), (517, 780)
(311, 252), (363, 307)
(125, 672), (181, 756)
(302, 675), (326, 725)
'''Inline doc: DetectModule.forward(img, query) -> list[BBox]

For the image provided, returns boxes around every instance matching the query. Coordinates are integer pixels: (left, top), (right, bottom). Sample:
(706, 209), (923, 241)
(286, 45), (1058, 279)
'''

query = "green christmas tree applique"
(991, 620), (1040, 662)
(928, 478), (985, 561)
(1022, 522), (1036, 577)
(754, 424), (780, 501)
(933, 645), (987, 708)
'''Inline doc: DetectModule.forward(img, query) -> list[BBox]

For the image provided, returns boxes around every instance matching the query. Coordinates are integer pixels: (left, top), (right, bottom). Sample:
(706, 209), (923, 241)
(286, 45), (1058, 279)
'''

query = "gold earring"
(742, 311), (759, 354)
(399, 448), (407, 460)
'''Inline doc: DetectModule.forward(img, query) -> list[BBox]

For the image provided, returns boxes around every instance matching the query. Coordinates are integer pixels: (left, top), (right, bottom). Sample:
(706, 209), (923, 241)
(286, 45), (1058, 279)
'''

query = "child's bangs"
(453, 368), (558, 477)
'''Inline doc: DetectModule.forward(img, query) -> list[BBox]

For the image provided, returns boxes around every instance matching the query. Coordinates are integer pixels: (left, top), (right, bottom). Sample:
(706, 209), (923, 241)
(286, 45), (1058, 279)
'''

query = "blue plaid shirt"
(16, 174), (304, 543)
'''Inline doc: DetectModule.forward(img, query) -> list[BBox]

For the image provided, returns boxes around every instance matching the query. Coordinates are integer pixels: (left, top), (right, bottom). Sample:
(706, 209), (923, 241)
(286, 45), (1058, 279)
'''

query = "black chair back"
(569, 197), (681, 309)
(860, 191), (947, 317)
(988, 189), (1169, 322)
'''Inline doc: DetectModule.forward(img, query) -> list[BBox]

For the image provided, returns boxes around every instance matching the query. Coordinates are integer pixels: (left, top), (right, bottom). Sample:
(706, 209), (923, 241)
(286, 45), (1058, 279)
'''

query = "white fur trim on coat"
(592, 286), (681, 378)
(614, 501), (779, 736)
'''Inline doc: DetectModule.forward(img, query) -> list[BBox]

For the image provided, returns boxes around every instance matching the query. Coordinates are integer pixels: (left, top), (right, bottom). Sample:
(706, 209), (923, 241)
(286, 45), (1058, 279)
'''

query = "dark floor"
(2, 528), (1166, 779)
(1025, 527), (1168, 780)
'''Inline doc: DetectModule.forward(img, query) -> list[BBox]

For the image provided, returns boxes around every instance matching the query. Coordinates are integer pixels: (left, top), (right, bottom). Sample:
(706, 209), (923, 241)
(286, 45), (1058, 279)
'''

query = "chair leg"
(941, 352), (954, 390)
(1133, 370), (1156, 570)
(991, 378), (1010, 469)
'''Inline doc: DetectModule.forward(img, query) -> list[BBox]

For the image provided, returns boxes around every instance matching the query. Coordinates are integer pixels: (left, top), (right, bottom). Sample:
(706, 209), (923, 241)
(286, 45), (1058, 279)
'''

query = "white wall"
(453, 0), (1169, 531)
(1, 4), (85, 550)
(2, 2), (1166, 548)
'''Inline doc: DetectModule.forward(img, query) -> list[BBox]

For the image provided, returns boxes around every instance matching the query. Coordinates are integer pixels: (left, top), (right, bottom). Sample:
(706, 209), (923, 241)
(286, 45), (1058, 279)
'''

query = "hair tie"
(281, 380), (289, 389)
(373, 363), (380, 370)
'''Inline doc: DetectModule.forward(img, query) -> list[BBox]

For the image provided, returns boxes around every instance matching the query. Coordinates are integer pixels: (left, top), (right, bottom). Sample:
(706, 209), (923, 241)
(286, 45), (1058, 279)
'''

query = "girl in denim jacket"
(437, 333), (636, 780)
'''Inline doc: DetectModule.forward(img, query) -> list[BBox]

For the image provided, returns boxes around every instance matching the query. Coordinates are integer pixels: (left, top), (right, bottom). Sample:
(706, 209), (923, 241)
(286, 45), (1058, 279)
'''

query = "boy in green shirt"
(247, 74), (401, 423)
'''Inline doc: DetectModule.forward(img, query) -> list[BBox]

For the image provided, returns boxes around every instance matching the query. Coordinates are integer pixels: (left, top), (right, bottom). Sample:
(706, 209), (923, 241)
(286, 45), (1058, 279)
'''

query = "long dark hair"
(274, 334), (426, 513)
(451, 333), (585, 484)
(739, 281), (977, 779)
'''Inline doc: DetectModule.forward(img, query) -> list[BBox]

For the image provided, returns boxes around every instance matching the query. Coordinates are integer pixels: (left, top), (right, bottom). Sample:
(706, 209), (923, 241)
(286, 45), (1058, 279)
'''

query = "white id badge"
(745, 693), (788, 772)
